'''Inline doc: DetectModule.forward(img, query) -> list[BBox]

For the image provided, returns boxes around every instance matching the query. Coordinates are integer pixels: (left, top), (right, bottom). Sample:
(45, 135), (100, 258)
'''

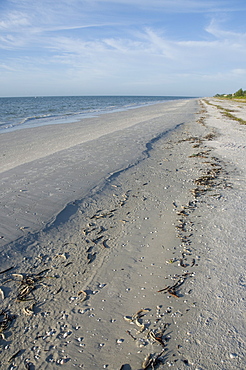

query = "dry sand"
(0, 99), (245, 369)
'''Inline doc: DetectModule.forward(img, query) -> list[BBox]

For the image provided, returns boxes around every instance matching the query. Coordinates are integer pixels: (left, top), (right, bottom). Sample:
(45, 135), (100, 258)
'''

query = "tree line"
(215, 88), (246, 98)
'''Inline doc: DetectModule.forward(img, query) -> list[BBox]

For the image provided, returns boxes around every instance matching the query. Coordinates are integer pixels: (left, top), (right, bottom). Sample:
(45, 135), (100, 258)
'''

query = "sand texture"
(0, 99), (245, 369)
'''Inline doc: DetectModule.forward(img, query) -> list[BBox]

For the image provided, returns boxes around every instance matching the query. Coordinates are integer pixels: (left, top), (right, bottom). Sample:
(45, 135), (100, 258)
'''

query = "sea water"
(0, 95), (192, 133)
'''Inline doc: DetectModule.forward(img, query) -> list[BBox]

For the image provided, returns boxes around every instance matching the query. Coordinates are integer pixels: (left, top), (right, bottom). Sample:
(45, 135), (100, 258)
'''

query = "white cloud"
(0, 0), (246, 96)
(206, 18), (246, 40)
(2, 22), (246, 75)
(231, 68), (246, 76)
(89, 0), (244, 12)
(0, 11), (30, 29)
(0, 63), (16, 71)
(0, 34), (28, 49)
(141, 28), (175, 59)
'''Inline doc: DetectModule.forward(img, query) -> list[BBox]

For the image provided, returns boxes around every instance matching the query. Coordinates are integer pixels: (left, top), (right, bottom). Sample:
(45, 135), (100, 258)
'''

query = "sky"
(0, 0), (246, 97)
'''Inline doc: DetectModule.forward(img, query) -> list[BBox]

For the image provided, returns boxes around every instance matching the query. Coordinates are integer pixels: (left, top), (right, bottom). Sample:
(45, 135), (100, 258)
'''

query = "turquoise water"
(0, 95), (193, 132)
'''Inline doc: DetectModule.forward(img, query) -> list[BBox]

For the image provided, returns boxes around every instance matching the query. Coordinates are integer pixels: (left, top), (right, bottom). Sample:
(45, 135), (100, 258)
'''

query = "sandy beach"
(0, 99), (245, 369)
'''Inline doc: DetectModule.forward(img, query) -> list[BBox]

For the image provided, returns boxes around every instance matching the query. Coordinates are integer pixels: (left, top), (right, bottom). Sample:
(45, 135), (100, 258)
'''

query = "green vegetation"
(222, 111), (246, 124)
(215, 88), (246, 99)
(204, 98), (246, 125)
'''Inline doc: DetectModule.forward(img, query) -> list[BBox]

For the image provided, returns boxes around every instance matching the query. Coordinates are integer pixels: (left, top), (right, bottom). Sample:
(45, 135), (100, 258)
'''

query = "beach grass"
(204, 99), (246, 125)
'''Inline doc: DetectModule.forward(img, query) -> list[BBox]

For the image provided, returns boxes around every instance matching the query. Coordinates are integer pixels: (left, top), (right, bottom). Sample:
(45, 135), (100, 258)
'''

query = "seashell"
(142, 353), (152, 368)
(0, 288), (5, 299)
(77, 290), (87, 302)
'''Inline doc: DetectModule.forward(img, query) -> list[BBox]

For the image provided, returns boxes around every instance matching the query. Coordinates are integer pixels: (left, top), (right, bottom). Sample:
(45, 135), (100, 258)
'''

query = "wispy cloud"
(89, 0), (246, 12)
(0, 11), (30, 29)
(2, 22), (246, 74)
(1, 0), (246, 96)
(206, 18), (246, 41)
(0, 63), (16, 71)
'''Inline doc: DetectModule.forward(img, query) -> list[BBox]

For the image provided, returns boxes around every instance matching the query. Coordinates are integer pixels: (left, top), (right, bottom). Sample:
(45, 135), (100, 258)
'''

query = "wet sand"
(0, 99), (245, 369)
(0, 99), (196, 248)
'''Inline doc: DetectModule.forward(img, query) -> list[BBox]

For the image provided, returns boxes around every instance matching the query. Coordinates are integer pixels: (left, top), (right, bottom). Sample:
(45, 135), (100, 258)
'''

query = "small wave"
(19, 113), (61, 125)
(0, 96), (192, 133)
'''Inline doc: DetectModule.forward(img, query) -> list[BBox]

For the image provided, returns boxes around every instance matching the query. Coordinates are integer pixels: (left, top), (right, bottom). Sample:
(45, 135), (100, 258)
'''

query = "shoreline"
(0, 99), (197, 248)
(0, 99), (245, 369)
(0, 96), (194, 135)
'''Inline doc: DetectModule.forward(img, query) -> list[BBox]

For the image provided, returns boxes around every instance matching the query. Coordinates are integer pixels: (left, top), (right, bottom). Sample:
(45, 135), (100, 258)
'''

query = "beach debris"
(91, 235), (104, 243)
(189, 150), (210, 158)
(64, 261), (73, 267)
(14, 276), (36, 302)
(204, 132), (217, 140)
(229, 353), (238, 359)
(0, 287), (5, 299)
(87, 252), (96, 264)
(141, 348), (166, 369)
(148, 330), (166, 347)
(191, 258), (196, 267)
(24, 359), (33, 369)
(166, 258), (176, 264)
(135, 318), (145, 333)
(175, 222), (186, 231)
(61, 241), (77, 249)
(19, 226), (28, 231)
(195, 175), (214, 186)
(78, 290), (87, 302)
(179, 258), (188, 268)
(8, 349), (22, 363)
(11, 269), (49, 302)
(119, 219), (128, 224)
(22, 303), (35, 316)
(142, 353), (152, 369)
(90, 209), (116, 219)
(133, 308), (149, 319)
(179, 136), (201, 143)
(0, 266), (15, 275)
(54, 253), (67, 260)
(136, 338), (148, 348)
(12, 273), (24, 279)
(102, 239), (109, 248)
(54, 286), (62, 295)
(126, 329), (137, 341)
(124, 308), (149, 334)
(124, 315), (133, 323)
(157, 277), (186, 298)
(82, 226), (96, 235)
(0, 310), (16, 339)
(97, 225), (106, 234)
(176, 209), (189, 216)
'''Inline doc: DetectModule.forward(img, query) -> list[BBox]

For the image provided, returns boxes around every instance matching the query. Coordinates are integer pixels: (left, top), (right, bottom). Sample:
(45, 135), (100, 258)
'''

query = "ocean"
(0, 95), (192, 133)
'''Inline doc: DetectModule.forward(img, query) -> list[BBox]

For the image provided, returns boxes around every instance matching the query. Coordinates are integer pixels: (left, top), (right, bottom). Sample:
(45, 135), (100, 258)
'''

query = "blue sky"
(0, 0), (246, 97)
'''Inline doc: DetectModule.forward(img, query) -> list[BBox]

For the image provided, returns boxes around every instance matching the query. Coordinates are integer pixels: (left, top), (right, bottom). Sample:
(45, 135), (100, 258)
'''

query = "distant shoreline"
(0, 95), (196, 134)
